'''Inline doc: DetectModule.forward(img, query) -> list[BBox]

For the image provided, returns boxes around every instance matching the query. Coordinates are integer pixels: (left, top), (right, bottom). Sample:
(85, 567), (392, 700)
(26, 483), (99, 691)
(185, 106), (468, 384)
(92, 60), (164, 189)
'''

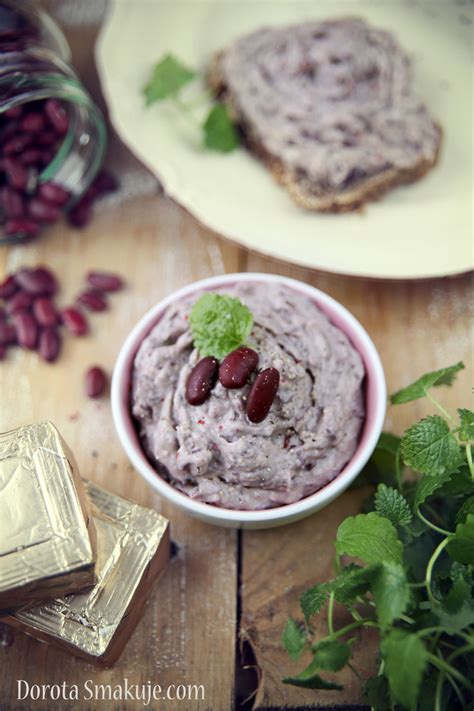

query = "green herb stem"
(466, 442), (474, 481)
(395, 448), (402, 492)
(417, 509), (452, 536)
(312, 619), (378, 649)
(327, 591), (335, 637)
(426, 391), (456, 426)
(425, 538), (450, 605)
(417, 627), (473, 644)
(427, 652), (474, 691)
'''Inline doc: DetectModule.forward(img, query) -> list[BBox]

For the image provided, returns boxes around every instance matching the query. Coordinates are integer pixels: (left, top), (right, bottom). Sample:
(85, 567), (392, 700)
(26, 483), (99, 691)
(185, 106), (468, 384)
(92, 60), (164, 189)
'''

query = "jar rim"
(0, 0), (70, 61)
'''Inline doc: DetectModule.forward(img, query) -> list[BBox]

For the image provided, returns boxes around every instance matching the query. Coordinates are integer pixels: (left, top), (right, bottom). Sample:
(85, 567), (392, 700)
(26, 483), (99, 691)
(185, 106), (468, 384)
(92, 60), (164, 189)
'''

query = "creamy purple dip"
(132, 282), (365, 510)
(218, 19), (440, 188)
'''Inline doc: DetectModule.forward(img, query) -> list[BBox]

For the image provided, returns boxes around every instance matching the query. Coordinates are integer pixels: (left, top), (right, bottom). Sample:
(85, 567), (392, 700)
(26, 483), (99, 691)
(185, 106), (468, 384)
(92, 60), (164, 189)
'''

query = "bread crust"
(209, 53), (441, 213)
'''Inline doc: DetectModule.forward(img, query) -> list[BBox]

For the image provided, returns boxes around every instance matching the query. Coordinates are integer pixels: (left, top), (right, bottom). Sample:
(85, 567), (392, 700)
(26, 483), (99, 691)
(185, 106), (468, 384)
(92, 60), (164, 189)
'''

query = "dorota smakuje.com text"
(16, 679), (205, 705)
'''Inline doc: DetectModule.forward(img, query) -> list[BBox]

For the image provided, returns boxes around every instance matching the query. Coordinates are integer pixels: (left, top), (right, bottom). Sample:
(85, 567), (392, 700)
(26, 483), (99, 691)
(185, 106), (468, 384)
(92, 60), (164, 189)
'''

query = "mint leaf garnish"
(281, 619), (306, 662)
(143, 54), (196, 105)
(203, 103), (239, 152)
(458, 408), (474, 442)
(189, 293), (253, 359)
(390, 361), (464, 404)
(374, 484), (412, 526)
(447, 513), (474, 564)
(401, 415), (464, 475)
(311, 640), (350, 672)
(336, 512), (403, 565)
(373, 562), (410, 629)
(381, 630), (427, 710)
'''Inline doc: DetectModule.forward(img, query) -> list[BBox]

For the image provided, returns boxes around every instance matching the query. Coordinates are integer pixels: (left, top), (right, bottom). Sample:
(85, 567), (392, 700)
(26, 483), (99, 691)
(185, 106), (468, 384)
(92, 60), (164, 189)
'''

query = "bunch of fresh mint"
(282, 361), (474, 710)
(143, 54), (239, 153)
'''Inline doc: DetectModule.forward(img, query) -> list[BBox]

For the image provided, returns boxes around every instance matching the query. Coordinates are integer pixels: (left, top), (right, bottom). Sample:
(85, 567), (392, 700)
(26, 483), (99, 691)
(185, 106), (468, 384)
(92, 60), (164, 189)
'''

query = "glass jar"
(0, 0), (107, 244)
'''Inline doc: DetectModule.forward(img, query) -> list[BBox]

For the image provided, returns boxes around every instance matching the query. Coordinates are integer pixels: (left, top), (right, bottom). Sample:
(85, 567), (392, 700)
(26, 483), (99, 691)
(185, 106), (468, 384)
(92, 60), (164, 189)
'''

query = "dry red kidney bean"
(1, 186), (25, 218)
(19, 148), (43, 166)
(67, 198), (92, 228)
(4, 107), (23, 120)
(86, 270), (124, 292)
(76, 289), (108, 312)
(219, 347), (259, 389)
(85, 366), (107, 398)
(61, 307), (88, 336)
(15, 267), (58, 295)
(4, 218), (40, 238)
(45, 99), (68, 135)
(246, 367), (280, 423)
(0, 322), (16, 345)
(3, 157), (28, 190)
(3, 134), (32, 155)
(39, 327), (61, 362)
(19, 112), (45, 133)
(0, 274), (18, 299)
(28, 198), (61, 223)
(186, 356), (219, 405)
(13, 311), (38, 349)
(32, 297), (58, 327)
(6, 290), (33, 315)
(37, 182), (69, 206)
(36, 130), (56, 147)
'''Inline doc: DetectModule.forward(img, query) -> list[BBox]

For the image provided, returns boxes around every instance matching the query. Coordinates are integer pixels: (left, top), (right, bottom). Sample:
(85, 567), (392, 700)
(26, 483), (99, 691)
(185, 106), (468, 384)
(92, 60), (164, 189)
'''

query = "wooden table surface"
(0, 6), (472, 711)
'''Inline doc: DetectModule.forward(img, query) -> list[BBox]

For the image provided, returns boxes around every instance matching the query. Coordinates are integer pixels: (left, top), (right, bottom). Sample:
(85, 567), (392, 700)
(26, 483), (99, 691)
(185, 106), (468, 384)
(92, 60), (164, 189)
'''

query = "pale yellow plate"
(96, 0), (473, 279)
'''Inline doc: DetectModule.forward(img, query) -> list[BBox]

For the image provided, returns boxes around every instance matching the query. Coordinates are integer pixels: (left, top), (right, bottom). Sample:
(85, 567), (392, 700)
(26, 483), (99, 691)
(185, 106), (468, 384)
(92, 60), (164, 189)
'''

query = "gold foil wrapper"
(0, 422), (97, 616)
(7, 480), (170, 666)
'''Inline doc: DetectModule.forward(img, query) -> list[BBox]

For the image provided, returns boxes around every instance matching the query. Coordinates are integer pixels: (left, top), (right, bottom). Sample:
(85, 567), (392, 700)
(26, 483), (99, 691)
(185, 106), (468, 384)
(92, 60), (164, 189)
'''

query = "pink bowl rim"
(111, 273), (386, 524)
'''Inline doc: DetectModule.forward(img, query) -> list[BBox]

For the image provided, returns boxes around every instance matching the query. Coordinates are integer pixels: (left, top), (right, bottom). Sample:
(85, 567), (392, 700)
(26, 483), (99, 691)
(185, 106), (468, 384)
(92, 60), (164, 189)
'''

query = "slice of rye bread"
(209, 44), (442, 213)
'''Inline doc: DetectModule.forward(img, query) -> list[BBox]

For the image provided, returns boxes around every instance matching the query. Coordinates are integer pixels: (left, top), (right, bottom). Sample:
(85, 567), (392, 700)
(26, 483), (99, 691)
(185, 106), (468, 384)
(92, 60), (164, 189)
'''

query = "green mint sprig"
(282, 361), (474, 710)
(189, 293), (253, 360)
(143, 53), (239, 153)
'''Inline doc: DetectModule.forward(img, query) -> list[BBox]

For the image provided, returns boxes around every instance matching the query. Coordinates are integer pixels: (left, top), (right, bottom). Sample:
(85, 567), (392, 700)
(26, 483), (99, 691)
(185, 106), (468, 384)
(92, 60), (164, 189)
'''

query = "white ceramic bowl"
(112, 273), (386, 529)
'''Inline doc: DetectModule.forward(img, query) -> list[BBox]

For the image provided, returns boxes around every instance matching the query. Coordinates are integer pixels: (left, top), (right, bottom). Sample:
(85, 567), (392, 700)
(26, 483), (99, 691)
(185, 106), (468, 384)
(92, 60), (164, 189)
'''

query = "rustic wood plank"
(241, 252), (473, 709)
(0, 195), (240, 711)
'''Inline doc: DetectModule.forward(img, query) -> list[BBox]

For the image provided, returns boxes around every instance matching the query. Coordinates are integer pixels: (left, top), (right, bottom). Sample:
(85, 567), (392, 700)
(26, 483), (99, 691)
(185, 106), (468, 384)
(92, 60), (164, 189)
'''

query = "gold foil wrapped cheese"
(6, 480), (170, 666)
(0, 422), (97, 616)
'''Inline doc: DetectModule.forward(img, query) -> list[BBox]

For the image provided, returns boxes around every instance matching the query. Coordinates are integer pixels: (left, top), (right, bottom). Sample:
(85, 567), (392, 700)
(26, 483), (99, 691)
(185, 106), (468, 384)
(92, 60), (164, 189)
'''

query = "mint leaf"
(390, 361), (464, 404)
(373, 562), (410, 629)
(283, 657), (343, 690)
(455, 496), (474, 525)
(300, 584), (327, 622)
(203, 103), (239, 152)
(437, 463), (474, 496)
(336, 512), (403, 565)
(413, 470), (453, 510)
(331, 565), (375, 605)
(381, 630), (427, 710)
(281, 618), (306, 661)
(189, 292), (253, 359)
(434, 576), (474, 631)
(458, 408), (474, 442)
(375, 484), (412, 526)
(311, 640), (350, 672)
(143, 54), (196, 105)
(401, 415), (464, 475)
(447, 513), (474, 564)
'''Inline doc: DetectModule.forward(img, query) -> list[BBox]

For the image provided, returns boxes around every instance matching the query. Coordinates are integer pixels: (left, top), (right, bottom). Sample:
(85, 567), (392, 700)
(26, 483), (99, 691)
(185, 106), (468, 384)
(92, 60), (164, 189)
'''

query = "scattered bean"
(85, 366), (107, 398)
(61, 307), (88, 336)
(0, 275), (18, 299)
(0, 322), (16, 345)
(86, 270), (124, 292)
(15, 267), (57, 295)
(33, 297), (58, 327)
(39, 327), (61, 362)
(13, 311), (38, 349)
(76, 289), (108, 312)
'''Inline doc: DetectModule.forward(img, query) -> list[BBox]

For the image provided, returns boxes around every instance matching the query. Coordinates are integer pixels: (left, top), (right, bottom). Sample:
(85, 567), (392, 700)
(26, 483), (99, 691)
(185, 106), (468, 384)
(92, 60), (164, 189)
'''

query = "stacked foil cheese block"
(0, 422), (170, 666)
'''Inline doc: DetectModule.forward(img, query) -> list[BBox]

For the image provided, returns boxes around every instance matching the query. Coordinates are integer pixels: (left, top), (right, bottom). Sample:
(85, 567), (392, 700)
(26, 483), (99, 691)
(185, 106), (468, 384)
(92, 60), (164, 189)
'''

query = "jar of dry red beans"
(0, 0), (106, 244)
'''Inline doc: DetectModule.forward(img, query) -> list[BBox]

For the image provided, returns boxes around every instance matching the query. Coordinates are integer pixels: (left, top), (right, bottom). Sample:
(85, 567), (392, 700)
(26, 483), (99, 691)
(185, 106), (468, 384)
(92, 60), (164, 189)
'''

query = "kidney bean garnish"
(76, 289), (108, 312)
(37, 182), (69, 206)
(0, 274), (18, 299)
(246, 367), (280, 423)
(39, 327), (61, 363)
(33, 297), (58, 327)
(6, 290), (33, 315)
(86, 270), (124, 292)
(13, 311), (38, 350)
(219, 347), (259, 389)
(61, 307), (88, 336)
(85, 366), (107, 398)
(0, 322), (16, 345)
(15, 267), (57, 295)
(186, 356), (219, 406)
